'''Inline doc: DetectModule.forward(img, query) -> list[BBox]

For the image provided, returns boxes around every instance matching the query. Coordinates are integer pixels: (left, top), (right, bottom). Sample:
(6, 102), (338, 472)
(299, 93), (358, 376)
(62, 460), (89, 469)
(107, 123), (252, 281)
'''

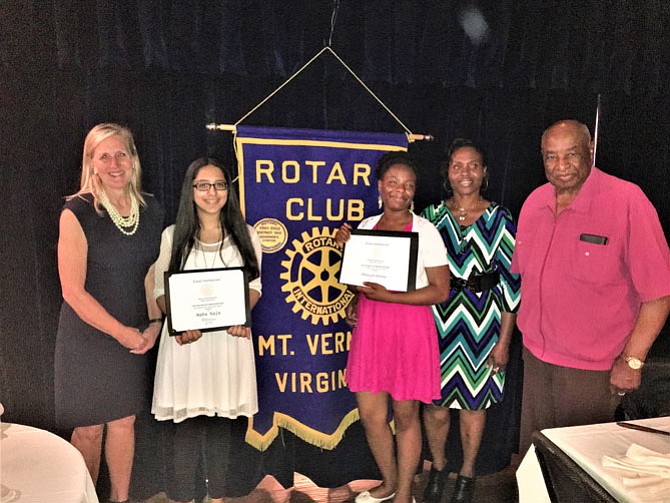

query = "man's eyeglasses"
(193, 181), (228, 192)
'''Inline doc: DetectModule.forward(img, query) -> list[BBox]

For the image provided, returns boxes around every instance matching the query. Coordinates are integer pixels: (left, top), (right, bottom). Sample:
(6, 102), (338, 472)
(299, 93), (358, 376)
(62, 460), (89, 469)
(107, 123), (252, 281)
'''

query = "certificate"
(339, 230), (418, 292)
(164, 267), (250, 335)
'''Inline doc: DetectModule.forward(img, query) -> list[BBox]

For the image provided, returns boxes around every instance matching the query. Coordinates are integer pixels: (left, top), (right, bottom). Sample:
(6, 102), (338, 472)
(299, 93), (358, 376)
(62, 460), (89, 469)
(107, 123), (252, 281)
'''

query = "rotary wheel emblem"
(280, 226), (355, 325)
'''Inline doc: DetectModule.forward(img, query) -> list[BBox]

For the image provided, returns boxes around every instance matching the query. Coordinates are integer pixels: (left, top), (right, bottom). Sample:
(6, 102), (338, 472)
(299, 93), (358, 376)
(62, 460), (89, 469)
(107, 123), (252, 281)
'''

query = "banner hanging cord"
(328, 0), (340, 47)
(327, 48), (413, 137)
(217, 4), (431, 142)
(232, 46), (414, 137)
(233, 46), (329, 127)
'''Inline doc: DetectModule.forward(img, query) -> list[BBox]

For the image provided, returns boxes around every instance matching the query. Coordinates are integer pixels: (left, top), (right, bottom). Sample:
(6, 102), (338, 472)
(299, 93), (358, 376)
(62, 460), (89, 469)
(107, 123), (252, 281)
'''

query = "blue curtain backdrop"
(1, 0), (668, 499)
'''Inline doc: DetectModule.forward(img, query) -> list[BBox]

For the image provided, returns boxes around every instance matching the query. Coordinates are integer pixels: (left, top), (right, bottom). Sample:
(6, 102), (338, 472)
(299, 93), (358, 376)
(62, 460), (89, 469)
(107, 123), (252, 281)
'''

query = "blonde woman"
(54, 123), (163, 503)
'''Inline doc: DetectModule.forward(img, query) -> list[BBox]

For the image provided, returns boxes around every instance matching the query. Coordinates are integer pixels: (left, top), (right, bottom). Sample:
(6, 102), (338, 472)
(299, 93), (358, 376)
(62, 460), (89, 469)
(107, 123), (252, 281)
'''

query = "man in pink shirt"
(511, 119), (670, 454)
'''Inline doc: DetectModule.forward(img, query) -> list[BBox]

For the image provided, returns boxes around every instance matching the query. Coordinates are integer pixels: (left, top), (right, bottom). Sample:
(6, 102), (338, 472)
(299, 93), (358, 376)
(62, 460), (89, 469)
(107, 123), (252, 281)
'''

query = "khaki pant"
(519, 347), (619, 455)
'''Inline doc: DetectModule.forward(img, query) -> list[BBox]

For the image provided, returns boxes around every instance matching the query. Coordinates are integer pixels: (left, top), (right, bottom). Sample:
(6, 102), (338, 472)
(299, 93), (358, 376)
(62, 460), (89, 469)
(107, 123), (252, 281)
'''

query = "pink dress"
(346, 221), (442, 403)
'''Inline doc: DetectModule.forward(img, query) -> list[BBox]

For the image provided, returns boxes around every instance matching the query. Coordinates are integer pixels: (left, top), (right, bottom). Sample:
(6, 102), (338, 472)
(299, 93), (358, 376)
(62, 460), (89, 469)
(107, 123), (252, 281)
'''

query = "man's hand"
(610, 356), (642, 396)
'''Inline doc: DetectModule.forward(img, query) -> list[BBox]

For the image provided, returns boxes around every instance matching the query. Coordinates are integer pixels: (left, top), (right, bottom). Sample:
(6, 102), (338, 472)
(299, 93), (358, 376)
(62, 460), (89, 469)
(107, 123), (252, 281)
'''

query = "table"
(1, 422), (98, 503)
(517, 416), (670, 503)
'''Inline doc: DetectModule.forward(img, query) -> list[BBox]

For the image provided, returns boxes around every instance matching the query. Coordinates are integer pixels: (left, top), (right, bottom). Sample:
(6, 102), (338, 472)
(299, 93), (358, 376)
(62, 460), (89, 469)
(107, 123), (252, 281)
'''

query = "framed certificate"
(164, 267), (250, 336)
(339, 230), (418, 292)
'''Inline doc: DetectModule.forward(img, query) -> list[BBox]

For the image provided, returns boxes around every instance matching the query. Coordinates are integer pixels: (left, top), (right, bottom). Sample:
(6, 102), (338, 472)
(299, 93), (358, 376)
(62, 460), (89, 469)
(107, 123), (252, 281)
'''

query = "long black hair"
(168, 157), (260, 281)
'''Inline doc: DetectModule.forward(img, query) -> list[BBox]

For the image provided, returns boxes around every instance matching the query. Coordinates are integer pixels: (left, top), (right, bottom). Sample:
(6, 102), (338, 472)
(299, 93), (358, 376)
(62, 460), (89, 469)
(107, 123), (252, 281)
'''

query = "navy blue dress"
(55, 193), (163, 428)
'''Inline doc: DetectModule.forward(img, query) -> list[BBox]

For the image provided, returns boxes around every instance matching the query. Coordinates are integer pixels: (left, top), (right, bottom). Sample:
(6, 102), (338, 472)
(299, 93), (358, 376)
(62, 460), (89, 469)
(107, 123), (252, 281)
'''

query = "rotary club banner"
(235, 126), (408, 450)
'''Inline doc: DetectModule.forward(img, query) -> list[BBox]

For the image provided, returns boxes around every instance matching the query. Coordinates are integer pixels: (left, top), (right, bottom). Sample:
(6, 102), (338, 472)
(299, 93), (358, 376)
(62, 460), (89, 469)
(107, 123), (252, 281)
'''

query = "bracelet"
(149, 318), (163, 325)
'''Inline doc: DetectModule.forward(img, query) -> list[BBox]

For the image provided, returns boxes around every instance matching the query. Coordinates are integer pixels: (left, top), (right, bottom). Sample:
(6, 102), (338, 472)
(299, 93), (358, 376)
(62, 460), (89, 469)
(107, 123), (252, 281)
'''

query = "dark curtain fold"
(1, 0), (668, 499)
(47, 0), (670, 95)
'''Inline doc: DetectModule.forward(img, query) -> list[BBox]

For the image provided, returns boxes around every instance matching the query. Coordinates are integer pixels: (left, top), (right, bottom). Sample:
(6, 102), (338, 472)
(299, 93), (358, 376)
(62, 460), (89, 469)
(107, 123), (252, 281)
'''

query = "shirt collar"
(569, 166), (602, 214)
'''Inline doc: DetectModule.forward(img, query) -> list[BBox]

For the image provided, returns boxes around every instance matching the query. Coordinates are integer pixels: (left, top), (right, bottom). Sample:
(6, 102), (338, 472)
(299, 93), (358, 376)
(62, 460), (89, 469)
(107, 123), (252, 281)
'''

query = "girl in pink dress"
(336, 151), (450, 503)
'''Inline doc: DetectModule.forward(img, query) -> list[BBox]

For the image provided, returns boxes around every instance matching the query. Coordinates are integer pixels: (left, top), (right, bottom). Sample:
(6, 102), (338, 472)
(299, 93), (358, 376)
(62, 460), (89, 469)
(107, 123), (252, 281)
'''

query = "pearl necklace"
(448, 197), (483, 222)
(99, 190), (140, 236)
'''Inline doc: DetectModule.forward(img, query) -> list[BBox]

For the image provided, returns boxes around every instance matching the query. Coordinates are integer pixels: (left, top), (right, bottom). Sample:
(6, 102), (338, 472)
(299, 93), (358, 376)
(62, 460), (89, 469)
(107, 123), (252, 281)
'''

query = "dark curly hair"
(374, 151), (420, 180)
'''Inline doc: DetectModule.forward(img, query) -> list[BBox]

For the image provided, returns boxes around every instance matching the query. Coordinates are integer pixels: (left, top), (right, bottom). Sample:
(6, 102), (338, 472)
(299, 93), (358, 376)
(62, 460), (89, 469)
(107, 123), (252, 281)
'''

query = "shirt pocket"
(569, 238), (622, 285)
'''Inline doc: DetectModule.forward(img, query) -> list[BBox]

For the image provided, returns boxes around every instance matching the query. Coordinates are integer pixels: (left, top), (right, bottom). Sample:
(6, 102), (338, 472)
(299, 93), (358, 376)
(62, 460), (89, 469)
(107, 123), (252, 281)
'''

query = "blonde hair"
(69, 123), (146, 210)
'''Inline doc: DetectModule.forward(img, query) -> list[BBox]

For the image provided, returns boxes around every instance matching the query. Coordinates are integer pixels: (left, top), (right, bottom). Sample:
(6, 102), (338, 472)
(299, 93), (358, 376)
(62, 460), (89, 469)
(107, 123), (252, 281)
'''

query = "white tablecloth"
(1, 422), (98, 503)
(517, 416), (670, 503)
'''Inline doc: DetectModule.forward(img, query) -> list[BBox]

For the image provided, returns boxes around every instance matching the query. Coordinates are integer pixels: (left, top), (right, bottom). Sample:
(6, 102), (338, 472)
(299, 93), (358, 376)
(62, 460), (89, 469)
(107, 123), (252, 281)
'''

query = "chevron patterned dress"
(421, 201), (521, 410)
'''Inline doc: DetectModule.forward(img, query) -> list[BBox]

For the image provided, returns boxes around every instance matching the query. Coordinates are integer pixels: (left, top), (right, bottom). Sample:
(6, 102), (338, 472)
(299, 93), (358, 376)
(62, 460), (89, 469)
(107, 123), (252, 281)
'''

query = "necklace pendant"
(458, 214), (466, 222)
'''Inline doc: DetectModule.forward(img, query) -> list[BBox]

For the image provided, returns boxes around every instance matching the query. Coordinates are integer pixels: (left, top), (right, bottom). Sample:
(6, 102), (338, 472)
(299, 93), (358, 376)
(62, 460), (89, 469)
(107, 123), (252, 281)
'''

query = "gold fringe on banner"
(245, 408), (361, 452)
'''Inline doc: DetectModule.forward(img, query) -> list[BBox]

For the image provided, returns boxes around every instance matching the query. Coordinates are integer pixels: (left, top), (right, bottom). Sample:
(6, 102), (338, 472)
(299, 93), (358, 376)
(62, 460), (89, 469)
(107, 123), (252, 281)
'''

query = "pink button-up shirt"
(511, 167), (670, 370)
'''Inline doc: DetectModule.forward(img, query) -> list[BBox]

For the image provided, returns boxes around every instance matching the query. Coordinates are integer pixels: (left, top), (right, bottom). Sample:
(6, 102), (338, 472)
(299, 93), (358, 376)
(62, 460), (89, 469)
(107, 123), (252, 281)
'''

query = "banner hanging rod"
(206, 123), (433, 143)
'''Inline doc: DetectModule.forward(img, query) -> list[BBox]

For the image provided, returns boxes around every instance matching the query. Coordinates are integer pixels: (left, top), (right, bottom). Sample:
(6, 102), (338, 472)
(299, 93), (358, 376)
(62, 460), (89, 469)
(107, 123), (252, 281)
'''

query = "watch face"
(626, 357), (643, 370)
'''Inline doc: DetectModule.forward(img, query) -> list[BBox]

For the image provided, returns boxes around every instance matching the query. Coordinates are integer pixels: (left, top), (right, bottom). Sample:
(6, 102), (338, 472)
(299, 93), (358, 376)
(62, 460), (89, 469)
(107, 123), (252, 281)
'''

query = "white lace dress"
(151, 225), (262, 422)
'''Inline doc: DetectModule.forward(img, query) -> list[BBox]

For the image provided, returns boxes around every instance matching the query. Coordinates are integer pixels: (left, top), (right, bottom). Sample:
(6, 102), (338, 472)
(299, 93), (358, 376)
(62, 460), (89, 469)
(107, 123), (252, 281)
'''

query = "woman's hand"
(228, 325), (251, 338)
(487, 342), (509, 375)
(335, 223), (352, 247)
(345, 295), (359, 327)
(131, 323), (162, 354)
(116, 326), (149, 352)
(488, 312), (516, 375)
(357, 282), (391, 302)
(175, 329), (203, 346)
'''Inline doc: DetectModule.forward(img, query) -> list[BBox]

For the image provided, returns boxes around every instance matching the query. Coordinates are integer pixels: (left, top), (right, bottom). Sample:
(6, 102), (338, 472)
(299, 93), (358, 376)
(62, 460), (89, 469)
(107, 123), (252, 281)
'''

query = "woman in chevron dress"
(421, 139), (520, 503)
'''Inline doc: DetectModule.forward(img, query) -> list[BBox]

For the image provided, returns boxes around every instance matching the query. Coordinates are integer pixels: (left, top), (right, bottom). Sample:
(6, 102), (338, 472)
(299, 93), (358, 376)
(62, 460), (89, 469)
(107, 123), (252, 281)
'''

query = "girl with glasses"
(151, 157), (262, 503)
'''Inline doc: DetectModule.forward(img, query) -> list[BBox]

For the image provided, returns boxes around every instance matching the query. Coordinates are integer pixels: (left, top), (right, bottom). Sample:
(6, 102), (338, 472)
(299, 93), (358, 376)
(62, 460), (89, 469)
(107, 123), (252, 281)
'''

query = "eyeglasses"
(193, 181), (228, 192)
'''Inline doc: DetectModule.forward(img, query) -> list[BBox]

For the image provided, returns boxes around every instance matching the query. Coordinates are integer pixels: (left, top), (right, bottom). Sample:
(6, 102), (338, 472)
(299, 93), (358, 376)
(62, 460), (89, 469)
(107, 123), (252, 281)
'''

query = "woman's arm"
(157, 285), (204, 346)
(229, 228), (263, 338)
(487, 208), (521, 373)
(132, 265), (163, 354)
(58, 209), (146, 350)
(487, 311), (517, 373)
(156, 294), (167, 315)
(153, 227), (172, 316)
(335, 222), (353, 247)
(151, 227), (199, 345)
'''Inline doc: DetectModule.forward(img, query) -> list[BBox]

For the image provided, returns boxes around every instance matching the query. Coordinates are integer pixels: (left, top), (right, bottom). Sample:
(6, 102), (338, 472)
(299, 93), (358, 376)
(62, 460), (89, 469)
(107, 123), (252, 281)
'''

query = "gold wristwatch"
(621, 355), (644, 370)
